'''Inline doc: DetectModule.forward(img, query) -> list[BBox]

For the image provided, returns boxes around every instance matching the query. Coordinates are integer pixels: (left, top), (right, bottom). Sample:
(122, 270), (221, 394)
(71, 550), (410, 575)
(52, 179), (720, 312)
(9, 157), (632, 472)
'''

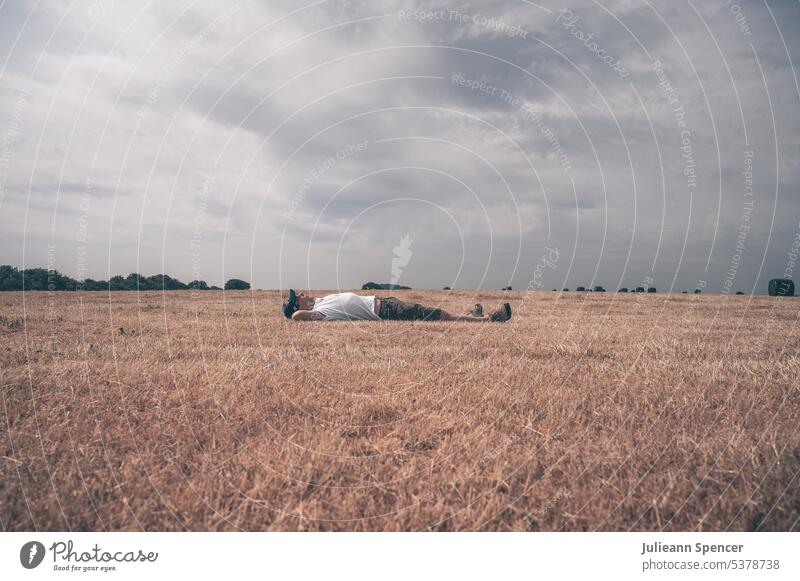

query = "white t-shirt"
(312, 292), (380, 320)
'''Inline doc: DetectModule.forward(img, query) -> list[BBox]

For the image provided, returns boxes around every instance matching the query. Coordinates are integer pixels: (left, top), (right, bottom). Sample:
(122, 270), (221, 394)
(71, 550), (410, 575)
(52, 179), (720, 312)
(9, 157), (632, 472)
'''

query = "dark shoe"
(489, 303), (512, 322)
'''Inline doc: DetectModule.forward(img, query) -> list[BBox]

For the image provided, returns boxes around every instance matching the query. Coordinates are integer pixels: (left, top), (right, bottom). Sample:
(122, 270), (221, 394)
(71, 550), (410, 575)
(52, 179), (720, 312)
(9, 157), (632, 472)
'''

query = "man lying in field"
(282, 289), (512, 323)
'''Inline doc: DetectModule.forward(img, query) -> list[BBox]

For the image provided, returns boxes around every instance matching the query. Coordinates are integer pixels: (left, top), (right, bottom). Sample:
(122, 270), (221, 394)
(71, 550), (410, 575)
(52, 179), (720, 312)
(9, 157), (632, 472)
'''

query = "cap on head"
(282, 289), (298, 319)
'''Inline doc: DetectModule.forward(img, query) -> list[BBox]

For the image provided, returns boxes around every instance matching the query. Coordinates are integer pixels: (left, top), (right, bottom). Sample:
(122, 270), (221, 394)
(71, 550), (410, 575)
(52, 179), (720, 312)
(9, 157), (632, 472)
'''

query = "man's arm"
(292, 309), (326, 322)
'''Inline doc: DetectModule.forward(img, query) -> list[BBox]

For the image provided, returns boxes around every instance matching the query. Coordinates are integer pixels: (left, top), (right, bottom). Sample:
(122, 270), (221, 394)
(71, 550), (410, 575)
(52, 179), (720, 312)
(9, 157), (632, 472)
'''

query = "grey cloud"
(1, 0), (798, 291)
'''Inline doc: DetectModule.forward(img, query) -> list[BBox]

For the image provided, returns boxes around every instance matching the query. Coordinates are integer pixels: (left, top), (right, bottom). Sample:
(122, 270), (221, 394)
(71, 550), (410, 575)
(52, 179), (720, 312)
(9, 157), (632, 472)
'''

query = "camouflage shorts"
(378, 297), (442, 321)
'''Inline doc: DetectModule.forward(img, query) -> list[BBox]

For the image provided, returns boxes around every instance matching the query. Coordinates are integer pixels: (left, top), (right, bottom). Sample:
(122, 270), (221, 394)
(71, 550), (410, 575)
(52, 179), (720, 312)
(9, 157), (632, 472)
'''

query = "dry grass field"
(1, 289), (798, 531)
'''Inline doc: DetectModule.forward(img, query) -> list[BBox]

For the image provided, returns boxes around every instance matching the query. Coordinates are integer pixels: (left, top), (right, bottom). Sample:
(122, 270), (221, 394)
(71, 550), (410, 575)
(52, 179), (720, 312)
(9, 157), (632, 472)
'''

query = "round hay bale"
(768, 278), (795, 297)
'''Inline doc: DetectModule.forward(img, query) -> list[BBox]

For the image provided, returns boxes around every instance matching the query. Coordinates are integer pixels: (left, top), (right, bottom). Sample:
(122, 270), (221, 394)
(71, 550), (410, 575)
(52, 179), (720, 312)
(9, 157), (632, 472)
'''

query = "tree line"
(0, 265), (250, 291)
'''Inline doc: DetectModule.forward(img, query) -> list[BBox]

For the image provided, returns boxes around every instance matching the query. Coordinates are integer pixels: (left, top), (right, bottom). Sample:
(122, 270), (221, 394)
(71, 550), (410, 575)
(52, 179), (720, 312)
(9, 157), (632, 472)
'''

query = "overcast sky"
(1, 0), (799, 292)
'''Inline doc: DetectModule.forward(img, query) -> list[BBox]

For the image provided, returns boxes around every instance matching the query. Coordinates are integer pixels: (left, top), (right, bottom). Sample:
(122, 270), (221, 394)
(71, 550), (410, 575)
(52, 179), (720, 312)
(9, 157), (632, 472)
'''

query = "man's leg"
(430, 302), (510, 322)
(381, 298), (510, 322)
(438, 310), (489, 322)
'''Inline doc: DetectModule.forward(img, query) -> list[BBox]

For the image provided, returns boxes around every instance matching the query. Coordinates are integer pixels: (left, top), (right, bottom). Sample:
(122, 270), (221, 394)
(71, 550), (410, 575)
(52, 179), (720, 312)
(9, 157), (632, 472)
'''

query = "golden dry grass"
(1, 289), (799, 531)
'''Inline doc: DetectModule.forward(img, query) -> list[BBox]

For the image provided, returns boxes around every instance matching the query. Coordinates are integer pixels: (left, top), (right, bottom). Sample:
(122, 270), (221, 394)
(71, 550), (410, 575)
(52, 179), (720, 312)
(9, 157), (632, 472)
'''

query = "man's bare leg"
(439, 302), (511, 323)
(439, 310), (489, 322)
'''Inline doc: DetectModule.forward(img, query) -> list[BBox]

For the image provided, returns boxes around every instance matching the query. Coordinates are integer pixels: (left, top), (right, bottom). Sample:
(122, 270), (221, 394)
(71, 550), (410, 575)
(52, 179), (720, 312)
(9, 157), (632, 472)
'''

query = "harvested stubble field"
(1, 289), (798, 531)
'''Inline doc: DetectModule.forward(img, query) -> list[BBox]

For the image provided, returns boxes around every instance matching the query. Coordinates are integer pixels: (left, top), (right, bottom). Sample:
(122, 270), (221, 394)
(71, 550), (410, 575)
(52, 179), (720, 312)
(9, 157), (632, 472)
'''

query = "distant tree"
(768, 278), (794, 297)
(0, 265), (22, 290)
(0, 265), (197, 292)
(23, 268), (47, 290)
(443, 286), (451, 290)
(109, 275), (127, 290)
(1, 278), (20, 291)
(224, 278), (250, 290)
(146, 274), (165, 289)
(125, 273), (148, 290)
(78, 278), (106, 291)
(188, 280), (209, 290)
(362, 282), (411, 290)
(147, 274), (187, 290)
(21, 267), (78, 290)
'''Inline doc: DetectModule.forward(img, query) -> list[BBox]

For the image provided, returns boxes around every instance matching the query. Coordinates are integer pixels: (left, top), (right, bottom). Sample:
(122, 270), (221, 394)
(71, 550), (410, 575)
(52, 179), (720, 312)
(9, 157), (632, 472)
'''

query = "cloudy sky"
(1, 0), (798, 292)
